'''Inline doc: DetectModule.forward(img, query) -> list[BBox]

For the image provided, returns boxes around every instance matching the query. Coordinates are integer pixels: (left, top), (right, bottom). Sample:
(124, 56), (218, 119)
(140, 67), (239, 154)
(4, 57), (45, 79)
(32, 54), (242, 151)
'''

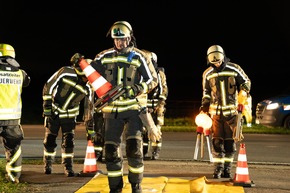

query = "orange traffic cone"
(232, 143), (255, 187)
(79, 58), (112, 97)
(78, 140), (100, 177)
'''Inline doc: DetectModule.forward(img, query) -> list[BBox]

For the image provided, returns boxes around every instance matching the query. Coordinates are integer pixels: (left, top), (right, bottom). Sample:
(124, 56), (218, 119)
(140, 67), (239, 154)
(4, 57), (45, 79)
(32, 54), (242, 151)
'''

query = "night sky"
(2, 1), (290, 121)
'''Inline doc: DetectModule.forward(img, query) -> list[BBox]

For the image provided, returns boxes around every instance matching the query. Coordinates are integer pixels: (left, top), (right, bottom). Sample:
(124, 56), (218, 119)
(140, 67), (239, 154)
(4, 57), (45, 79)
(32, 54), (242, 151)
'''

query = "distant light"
(266, 103), (279, 110)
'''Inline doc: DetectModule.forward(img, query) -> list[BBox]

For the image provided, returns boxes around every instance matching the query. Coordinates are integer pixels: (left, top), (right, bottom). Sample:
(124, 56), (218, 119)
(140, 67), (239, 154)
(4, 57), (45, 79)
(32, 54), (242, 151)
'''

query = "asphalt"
(20, 159), (290, 193)
(7, 125), (290, 193)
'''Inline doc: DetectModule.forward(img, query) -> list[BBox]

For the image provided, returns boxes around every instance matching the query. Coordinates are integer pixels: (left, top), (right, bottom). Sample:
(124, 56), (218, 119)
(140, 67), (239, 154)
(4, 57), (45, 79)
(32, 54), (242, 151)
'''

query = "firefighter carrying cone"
(70, 20), (160, 193)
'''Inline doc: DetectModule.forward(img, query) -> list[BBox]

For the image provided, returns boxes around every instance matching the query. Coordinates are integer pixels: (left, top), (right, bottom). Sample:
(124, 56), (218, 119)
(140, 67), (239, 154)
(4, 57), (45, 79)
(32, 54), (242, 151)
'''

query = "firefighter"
(83, 86), (105, 162)
(0, 43), (31, 183)
(71, 20), (159, 193)
(199, 45), (251, 179)
(141, 50), (168, 160)
(42, 58), (93, 177)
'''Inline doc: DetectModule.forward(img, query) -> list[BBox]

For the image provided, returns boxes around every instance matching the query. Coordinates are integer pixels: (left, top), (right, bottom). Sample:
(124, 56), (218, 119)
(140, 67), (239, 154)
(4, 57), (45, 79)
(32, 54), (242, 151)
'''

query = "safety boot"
(96, 150), (103, 162)
(151, 151), (159, 160)
(62, 157), (75, 177)
(109, 189), (122, 193)
(143, 145), (149, 157)
(151, 146), (161, 160)
(64, 167), (75, 177)
(213, 163), (224, 179)
(43, 155), (54, 174)
(222, 162), (232, 178)
(5, 173), (19, 184)
(109, 179), (123, 193)
(131, 183), (142, 193)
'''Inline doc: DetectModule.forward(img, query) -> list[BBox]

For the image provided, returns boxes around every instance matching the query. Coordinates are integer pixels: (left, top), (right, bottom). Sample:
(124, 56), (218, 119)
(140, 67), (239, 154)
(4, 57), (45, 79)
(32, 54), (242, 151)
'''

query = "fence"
(165, 100), (201, 118)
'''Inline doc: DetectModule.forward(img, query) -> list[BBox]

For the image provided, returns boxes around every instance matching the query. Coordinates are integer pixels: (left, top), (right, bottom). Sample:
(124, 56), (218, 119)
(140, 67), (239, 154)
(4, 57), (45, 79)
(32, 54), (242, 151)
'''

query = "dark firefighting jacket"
(91, 46), (158, 113)
(201, 61), (251, 116)
(42, 66), (92, 118)
(147, 67), (168, 110)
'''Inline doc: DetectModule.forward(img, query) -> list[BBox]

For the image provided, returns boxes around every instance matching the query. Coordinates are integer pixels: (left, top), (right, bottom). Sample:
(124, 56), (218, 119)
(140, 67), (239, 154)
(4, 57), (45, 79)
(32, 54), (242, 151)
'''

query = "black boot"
(222, 162), (232, 178)
(109, 189), (122, 193)
(143, 144), (149, 158)
(64, 166), (75, 177)
(43, 155), (54, 174)
(62, 157), (75, 177)
(131, 183), (142, 193)
(109, 179), (123, 193)
(95, 150), (103, 162)
(213, 163), (224, 179)
(151, 151), (159, 160)
(151, 145), (161, 160)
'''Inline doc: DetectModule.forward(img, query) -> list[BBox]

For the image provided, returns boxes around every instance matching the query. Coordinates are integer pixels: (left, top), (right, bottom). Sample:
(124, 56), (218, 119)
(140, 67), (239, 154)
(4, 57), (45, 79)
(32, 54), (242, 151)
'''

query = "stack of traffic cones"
(232, 143), (255, 187)
(78, 140), (100, 177)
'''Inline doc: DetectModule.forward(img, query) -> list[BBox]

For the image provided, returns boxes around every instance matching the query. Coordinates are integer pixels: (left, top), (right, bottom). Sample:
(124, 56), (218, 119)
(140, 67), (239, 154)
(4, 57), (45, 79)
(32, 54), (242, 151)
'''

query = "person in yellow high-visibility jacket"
(0, 44), (31, 183)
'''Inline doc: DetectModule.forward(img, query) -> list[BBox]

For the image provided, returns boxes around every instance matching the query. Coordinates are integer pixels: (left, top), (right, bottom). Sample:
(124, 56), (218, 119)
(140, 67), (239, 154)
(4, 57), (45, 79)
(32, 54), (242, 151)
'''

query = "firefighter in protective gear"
(83, 86), (105, 162)
(141, 50), (168, 160)
(42, 58), (93, 177)
(200, 45), (251, 179)
(0, 43), (31, 183)
(72, 20), (158, 193)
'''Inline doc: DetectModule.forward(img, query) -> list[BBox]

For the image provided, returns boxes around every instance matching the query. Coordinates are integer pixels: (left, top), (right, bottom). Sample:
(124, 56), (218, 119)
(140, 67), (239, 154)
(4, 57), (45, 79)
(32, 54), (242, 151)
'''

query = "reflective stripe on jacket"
(43, 66), (92, 118)
(92, 46), (158, 113)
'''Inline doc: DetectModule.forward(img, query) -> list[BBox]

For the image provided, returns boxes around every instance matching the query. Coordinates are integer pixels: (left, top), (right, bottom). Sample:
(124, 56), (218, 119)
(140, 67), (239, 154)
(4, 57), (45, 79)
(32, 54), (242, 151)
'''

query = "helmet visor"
(207, 52), (224, 64)
(111, 24), (131, 39)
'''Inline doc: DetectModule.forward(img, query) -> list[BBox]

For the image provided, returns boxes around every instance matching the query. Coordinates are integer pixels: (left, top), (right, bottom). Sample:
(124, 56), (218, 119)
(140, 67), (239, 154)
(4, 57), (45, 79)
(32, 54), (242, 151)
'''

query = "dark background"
(2, 1), (290, 123)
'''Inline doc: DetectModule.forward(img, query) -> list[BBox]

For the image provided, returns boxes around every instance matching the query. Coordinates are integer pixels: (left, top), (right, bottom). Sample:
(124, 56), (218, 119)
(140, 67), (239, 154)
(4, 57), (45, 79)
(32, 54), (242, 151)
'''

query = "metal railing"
(165, 100), (201, 118)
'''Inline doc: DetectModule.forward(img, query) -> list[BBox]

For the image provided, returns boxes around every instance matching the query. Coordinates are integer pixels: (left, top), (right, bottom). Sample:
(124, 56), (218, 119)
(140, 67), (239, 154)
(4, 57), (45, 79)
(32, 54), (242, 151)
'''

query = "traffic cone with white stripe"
(78, 140), (100, 177)
(232, 143), (255, 187)
(79, 59), (112, 97)
(79, 58), (125, 110)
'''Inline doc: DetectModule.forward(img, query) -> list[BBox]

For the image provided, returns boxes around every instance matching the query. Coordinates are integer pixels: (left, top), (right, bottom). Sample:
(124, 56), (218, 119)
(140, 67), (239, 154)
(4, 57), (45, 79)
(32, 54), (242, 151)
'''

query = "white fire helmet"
(207, 45), (224, 64)
(109, 21), (132, 39)
(0, 43), (15, 58)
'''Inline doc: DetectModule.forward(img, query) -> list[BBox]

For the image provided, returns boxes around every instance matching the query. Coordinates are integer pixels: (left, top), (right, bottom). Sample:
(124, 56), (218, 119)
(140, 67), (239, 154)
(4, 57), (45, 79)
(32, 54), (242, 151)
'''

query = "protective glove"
(132, 83), (144, 96)
(70, 53), (84, 66)
(147, 124), (162, 143)
(199, 105), (209, 114)
(87, 129), (96, 143)
(238, 90), (248, 105)
(139, 107), (161, 142)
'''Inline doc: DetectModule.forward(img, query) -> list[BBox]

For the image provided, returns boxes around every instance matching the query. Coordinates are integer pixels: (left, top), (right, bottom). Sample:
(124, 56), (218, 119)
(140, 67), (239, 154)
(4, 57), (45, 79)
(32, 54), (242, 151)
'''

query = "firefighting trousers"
(43, 117), (76, 161)
(0, 123), (24, 181)
(103, 110), (144, 189)
(92, 112), (105, 149)
(211, 115), (237, 165)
